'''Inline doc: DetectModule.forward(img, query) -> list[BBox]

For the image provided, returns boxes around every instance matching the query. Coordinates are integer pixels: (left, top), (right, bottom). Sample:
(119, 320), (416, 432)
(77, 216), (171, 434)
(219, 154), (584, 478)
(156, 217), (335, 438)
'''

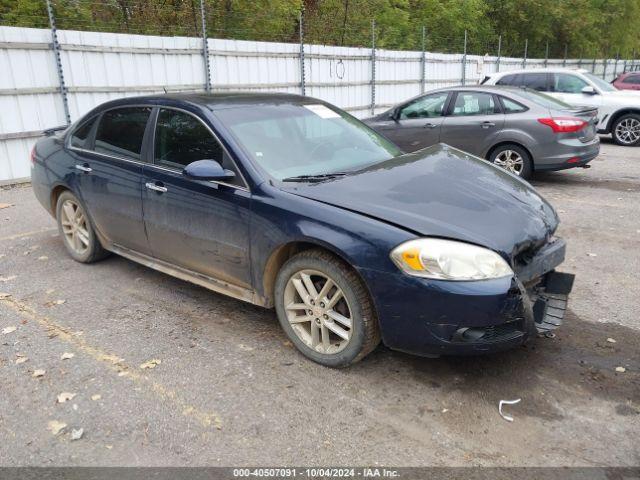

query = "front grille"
(451, 320), (524, 344)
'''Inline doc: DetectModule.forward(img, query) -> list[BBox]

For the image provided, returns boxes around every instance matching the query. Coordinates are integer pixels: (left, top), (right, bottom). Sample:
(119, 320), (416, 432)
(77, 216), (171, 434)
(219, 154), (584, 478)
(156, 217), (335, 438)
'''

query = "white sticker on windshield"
(303, 104), (341, 119)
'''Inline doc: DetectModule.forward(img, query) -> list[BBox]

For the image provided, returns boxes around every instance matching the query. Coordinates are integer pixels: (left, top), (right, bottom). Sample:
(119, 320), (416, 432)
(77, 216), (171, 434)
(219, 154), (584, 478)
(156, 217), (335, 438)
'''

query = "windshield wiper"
(282, 172), (348, 182)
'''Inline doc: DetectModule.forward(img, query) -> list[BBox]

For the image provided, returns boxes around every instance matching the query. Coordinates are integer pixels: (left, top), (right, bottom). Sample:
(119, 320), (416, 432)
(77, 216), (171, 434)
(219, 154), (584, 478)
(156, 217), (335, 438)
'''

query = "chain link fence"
(1, 0), (638, 183)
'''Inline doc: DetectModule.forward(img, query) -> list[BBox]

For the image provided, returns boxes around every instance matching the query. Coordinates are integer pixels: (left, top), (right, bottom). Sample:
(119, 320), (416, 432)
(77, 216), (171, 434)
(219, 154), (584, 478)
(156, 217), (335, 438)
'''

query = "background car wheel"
(612, 114), (640, 146)
(489, 144), (533, 179)
(55, 191), (109, 263)
(274, 249), (380, 367)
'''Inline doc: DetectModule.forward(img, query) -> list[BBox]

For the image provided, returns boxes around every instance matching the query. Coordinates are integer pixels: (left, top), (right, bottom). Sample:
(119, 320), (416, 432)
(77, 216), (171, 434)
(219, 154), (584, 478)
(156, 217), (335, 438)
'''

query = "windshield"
(214, 102), (402, 180)
(583, 72), (618, 92)
(515, 89), (573, 109)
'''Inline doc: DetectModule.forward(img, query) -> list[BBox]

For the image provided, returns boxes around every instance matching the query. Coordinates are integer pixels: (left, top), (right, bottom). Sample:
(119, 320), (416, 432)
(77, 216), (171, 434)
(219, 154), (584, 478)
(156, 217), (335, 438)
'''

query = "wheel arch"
(486, 141), (535, 169)
(50, 184), (70, 219)
(261, 239), (370, 309)
(606, 108), (640, 133)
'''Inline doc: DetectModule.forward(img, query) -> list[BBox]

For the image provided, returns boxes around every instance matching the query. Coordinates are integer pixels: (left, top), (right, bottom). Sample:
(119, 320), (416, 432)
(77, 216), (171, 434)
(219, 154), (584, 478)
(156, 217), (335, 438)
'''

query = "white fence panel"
(0, 25), (636, 183)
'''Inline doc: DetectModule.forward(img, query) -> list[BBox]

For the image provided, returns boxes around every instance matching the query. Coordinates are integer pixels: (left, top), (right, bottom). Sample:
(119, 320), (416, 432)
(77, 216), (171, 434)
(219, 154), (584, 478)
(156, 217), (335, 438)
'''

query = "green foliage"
(0, 0), (638, 58)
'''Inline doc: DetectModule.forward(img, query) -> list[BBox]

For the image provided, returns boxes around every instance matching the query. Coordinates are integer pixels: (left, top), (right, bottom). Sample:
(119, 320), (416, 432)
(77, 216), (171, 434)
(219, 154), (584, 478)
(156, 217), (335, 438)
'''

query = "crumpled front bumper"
(358, 239), (575, 357)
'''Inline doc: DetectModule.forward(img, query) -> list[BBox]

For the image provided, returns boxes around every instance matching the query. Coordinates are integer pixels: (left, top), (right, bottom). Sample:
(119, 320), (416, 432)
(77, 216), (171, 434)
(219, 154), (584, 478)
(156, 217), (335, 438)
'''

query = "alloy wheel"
(283, 269), (353, 354)
(494, 150), (524, 175)
(614, 118), (640, 145)
(60, 199), (90, 255)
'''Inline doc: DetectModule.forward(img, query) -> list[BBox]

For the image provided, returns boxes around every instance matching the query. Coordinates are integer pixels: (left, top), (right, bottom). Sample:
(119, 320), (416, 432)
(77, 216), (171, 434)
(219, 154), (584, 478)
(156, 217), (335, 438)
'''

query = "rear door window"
(521, 73), (549, 91)
(94, 107), (152, 161)
(69, 117), (97, 149)
(450, 92), (499, 116)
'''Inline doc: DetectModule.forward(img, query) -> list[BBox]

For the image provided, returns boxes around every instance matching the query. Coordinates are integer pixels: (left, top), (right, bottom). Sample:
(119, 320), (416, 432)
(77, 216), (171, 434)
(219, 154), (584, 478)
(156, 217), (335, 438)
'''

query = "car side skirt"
(108, 243), (270, 308)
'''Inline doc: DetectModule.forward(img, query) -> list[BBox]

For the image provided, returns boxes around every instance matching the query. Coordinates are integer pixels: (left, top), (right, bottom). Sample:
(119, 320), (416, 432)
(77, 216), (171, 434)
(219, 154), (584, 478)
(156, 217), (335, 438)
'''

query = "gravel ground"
(0, 139), (638, 467)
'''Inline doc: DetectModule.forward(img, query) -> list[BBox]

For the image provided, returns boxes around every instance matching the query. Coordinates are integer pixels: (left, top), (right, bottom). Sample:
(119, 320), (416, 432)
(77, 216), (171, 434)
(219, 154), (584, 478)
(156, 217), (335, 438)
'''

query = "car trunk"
(555, 106), (598, 142)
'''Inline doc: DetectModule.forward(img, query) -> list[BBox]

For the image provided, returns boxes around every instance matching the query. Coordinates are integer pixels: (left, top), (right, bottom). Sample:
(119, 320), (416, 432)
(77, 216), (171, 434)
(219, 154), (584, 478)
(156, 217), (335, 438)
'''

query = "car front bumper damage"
(359, 239), (574, 357)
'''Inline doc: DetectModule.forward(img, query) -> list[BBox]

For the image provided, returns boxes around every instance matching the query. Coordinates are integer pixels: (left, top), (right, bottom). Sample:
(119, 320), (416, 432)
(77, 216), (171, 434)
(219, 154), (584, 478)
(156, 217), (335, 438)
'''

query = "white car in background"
(481, 68), (640, 146)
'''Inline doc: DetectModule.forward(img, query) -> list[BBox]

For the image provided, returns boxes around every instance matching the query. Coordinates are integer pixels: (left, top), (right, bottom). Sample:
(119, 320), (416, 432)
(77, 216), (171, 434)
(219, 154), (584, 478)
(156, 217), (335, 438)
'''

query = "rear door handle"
(481, 121), (495, 128)
(423, 123), (437, 129)
(145, 182), (168, 193)
(75, 164), (92, 173)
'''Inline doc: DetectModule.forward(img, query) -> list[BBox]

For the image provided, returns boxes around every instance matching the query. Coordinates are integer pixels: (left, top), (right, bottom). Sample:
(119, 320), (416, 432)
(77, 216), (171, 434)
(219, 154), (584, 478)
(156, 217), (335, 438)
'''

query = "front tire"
(274, 249), (380, 367)
(56, 191), (108, 263)
(612, 114), (640, 146)
(488, 144), (533, 179)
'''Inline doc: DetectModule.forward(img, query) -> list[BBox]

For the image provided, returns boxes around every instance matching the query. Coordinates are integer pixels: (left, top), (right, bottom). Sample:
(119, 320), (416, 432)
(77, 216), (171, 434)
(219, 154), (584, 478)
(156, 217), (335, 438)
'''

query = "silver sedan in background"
(364, 86), (600, 179)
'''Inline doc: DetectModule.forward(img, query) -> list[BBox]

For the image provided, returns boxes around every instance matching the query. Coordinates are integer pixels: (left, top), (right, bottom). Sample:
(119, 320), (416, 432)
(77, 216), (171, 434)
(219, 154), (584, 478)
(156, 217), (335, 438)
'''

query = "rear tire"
(55, 190), (109, 263)
(488, 144), (533, 179)
(611, 113), (640, 146)
(274, 249), (380, 367)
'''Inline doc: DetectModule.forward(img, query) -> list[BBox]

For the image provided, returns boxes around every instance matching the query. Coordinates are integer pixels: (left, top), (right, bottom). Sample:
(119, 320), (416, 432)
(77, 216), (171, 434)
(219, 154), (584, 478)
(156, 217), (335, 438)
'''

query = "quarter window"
(496, 74), (522, 87)
(501, 97), (527, 113)
(451, 92), (498, 116)
(69, 117), (97, 149)
(154, 109), (242, 186)
(94, 107), (152, 161)
(399, 92), (449, 119)
(552, 74), (589, 93)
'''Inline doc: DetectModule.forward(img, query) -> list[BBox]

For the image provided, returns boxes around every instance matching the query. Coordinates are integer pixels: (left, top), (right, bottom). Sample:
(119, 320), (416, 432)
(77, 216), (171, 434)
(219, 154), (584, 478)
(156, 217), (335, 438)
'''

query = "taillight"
(30, 145), (37, 166)
(538, 117), (588, 133)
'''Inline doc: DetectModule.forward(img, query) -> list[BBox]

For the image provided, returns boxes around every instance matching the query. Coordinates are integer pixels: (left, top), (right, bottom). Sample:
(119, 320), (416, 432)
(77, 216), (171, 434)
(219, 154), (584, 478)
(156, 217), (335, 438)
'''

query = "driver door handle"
(75, 164), (92, 173)
(423, 122), (437, 129)
(481, 121), (495, 128)
(145, 182), (168, 193)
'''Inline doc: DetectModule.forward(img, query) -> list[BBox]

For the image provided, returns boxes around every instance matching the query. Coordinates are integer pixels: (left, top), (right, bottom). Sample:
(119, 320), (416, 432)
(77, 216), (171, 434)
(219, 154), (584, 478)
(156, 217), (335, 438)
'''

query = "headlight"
(390, 238), (513, 281)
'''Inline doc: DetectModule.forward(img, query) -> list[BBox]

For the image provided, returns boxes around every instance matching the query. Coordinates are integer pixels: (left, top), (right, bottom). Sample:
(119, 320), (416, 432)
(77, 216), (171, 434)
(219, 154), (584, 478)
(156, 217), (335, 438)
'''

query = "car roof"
(92, 92), (317, 112)
(489, 67), (590, 77)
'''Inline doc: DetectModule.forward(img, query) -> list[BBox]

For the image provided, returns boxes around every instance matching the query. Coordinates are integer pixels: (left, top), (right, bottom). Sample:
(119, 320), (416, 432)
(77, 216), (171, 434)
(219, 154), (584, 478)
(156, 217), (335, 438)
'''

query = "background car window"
(496, 74), (522, 86)
(154, 109), (242, 185)
(624, 75), (640, 85)
(399, 93), (449, 119)
(94, 107), (151, 161)
(501, 97), (527, 113)
(552, 73), (588, 93)
(521, 73), (549, 91)
(510, 89), (572, 109)
(70, 117), (97, 149)
(451, 92), (497, 116)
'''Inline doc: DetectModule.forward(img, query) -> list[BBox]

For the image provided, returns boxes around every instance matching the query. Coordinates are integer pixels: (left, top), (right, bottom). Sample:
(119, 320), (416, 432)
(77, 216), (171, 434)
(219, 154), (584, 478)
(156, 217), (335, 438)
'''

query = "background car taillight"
(30, 145), (36, 166)
(537, 117), (588, 133)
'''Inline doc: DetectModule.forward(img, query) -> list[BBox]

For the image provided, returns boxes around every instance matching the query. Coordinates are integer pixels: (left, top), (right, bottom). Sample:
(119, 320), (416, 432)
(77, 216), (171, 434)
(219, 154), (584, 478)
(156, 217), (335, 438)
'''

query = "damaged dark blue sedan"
(31, 93), (574, 367)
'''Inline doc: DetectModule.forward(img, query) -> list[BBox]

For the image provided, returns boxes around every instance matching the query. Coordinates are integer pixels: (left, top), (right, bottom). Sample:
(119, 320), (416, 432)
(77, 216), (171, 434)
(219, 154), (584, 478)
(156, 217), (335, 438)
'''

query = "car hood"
(603, 89), (640, 103)
(280, 144), (559, 259)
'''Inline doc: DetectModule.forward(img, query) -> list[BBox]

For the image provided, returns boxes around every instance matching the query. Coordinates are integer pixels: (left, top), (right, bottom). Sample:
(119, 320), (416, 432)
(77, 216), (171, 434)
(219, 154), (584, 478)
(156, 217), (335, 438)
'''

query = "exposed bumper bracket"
(532, 271), (575, 333)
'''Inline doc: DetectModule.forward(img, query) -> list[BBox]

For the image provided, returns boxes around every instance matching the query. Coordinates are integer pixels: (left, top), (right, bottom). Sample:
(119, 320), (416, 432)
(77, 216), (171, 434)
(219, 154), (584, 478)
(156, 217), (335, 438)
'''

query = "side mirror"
(581, 85), (597, 95)
(183, 159), (236, 181)
(389, 108), (400, 121)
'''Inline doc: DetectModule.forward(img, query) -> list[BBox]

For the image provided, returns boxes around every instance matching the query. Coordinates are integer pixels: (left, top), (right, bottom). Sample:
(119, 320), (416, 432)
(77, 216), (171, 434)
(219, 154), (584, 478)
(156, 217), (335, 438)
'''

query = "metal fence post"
(563, 44), (567, 67)
(602, 57), (607, 80)
(613, 51), (619, 79)
(633, 50), (637, 71)
(420, 26), (426, 94)
(370, 19), (376, 116)
(496, 35), (501, 72)
(199, 0), (211, 92)
(45, 0), (70, 125)
(522, 39), (528, 69)
(461, 30), (467, 85)
(544, 42), (548, 68)
(592, 57), (596, 73)
(299, 11), (306, 96)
